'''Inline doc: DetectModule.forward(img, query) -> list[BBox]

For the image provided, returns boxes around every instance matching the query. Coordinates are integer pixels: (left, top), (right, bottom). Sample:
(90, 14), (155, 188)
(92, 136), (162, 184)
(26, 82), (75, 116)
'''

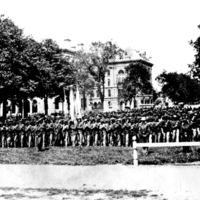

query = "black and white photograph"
(0, 0), (200, 199)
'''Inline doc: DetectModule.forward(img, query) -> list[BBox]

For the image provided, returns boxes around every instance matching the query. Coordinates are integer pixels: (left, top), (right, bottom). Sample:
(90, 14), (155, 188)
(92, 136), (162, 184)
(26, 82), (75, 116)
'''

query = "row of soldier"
(0, 108), (200, 148)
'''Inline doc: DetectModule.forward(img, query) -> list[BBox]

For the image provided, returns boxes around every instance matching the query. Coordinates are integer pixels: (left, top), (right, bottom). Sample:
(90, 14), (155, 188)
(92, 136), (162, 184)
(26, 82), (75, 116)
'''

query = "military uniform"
(1, 124), (7, 148)
(48, 121), (55, 146)
(69, 121), (77, 147)
(93, 120), (99, 146)
(19, 123), (25, 148)
(54, 121), (62, 146)
(6, 124), (12, 148)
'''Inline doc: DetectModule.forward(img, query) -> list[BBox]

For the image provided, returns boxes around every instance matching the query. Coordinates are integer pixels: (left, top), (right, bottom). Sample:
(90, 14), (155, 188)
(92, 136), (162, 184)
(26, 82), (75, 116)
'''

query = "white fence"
(132, 136), (200, 166)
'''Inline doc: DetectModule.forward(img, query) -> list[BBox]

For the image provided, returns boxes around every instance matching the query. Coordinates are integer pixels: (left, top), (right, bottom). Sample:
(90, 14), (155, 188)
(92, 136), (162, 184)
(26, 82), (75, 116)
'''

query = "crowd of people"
(0, 106), (200, 149)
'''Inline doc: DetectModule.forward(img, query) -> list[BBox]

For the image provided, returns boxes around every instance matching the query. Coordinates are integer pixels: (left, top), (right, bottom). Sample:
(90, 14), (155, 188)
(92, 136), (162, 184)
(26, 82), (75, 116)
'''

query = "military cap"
(100, 119), (104, 123)
(69, 120), (74, 125)
(111, 118), (115, 122)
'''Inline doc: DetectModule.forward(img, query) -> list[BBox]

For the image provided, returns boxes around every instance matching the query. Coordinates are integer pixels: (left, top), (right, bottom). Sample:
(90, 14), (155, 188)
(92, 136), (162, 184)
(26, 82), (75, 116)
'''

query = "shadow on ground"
(0, 187), (167, 200)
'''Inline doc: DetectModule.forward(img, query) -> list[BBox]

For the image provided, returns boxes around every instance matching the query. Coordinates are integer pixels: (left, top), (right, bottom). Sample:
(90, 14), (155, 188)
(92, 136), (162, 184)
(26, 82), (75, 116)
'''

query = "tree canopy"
(189, 32), (200, 80)
(120, 62), (152, 106)
(156, 71), (200, 103)
(0, 15), (76, 117)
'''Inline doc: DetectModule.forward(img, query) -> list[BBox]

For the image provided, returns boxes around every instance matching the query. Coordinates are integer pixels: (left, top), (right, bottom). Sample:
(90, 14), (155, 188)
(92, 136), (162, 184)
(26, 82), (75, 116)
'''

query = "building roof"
(108, 59), (153, 67)
(62, 48), (76, 56)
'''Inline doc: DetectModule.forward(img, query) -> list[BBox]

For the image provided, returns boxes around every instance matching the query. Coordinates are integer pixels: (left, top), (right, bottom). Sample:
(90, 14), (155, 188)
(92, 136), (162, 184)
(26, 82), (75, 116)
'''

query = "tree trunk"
(44, 96), (48, 115)
(133, 95), (137, 108)
(83, 89), (86, 110)
(23, 96), (28, 118)
(3, 98), (7, 119)
(101, 78), (105, 110)
(66, 90), (70, 113)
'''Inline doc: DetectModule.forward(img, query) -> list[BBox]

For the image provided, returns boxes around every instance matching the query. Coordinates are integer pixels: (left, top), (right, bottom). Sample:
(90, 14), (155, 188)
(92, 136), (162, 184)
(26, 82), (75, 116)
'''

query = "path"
(0, 164), (199, 199)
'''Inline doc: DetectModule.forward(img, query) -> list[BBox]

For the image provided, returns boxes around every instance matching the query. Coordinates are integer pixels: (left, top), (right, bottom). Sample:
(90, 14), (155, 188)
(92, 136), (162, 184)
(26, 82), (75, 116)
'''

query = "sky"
(0, 0), (200, 90)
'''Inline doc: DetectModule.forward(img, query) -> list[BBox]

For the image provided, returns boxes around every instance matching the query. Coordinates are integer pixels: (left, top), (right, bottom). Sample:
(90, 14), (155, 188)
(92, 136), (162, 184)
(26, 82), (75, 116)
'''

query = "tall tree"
(0, 15), (75, 117)
(0, 15), (42, 117)
(88, 41), (123, 109)
(39, 39), (76, 115)
(120, 62), (152, 107)
(156, 71), (200, 103)
(189, 29), (200, 80)
(73, 50), (95, 110)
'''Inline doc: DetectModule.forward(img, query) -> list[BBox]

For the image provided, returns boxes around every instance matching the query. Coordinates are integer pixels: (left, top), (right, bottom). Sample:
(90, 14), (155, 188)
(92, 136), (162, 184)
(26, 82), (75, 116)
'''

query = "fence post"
(176, 129), (179, 143)
(133, 136), (138, 166)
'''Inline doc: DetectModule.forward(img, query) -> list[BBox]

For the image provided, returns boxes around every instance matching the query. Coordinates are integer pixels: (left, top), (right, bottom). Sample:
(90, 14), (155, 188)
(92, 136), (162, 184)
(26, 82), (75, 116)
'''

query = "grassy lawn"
(0, 146), (199, 165)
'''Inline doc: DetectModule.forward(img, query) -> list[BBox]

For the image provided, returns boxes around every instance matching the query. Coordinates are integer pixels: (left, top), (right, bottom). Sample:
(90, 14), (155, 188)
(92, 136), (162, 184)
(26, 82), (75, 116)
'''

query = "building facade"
(88, 53), (154, 111)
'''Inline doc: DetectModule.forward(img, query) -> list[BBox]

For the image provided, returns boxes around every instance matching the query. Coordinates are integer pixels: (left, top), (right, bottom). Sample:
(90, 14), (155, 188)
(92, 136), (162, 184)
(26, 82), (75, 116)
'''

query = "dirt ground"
(0, 164), (199, 199)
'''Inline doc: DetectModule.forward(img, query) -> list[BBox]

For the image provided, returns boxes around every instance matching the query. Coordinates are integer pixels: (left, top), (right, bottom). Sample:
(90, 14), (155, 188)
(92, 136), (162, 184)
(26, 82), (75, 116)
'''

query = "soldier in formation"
(0, 106), (200, 148)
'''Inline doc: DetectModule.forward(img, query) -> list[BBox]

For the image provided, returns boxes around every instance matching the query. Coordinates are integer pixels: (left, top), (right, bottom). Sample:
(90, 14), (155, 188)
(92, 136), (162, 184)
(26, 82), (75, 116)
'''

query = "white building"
(88, 49), (154, 111)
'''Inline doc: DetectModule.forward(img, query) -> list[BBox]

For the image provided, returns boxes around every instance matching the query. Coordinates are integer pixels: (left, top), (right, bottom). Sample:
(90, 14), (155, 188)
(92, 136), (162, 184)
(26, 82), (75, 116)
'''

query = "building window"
(93, 102), (97, 109)
(108, 79), (110, 86)
(107, 70), (110, 76)
(108, 89), (111, 97)
(12, 101), (16, 113)
(81, 98), (84, 108)
(32, 99), (38, 113)
(25, 100), (30, 113)
(55, 97), (60, 110)
(118, 70), (124, 75)
(118, 89), (122, 97)
(97, 102), (102, 109)
(119, 52), (123, 59)
(108, 101), (112, 107)
(96, 90), (99, 97)
(145, 99), (149, 104)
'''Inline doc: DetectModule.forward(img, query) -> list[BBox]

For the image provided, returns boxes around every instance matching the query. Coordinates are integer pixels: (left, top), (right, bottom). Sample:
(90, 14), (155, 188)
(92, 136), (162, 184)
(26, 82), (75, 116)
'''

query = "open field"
(0, 146), (200, 165)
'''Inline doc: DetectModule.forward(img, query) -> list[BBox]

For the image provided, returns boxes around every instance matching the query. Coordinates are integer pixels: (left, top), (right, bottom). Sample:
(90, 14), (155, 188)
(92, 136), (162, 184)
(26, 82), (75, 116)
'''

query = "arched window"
(32, 99), (38, 113)
(97, 102), (102, 109)
(107, 70), (110, 76)
(145, 99), (149, 104)
(25, 100), (30, 113)
(55, 97), (60, 110)
(12, 101), (16, 113)
(108, 79), (110, 86)
(120, 101), (123, 110)
(96, 90), (99, 97)
(108, 101), (112, 107)
(81, 98), (84, 108)
(118, 70), (124, 75)
(93, 102), (97, 109)
(108, 89), (111, 97)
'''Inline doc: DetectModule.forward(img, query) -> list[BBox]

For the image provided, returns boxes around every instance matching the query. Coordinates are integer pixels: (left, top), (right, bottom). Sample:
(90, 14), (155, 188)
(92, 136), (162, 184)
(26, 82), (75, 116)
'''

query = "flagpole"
(70, 86), (74, 121)
(63, 87), (67, 116)
(76, 84), (82, 119)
